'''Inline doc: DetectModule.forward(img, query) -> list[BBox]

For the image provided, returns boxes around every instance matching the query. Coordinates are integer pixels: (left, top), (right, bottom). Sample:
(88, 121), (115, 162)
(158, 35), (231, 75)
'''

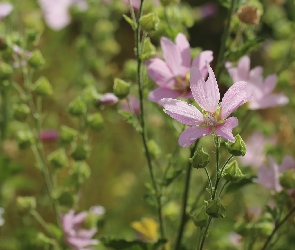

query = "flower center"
(204, 112), (218, 126)
(173, 73), (190, 93)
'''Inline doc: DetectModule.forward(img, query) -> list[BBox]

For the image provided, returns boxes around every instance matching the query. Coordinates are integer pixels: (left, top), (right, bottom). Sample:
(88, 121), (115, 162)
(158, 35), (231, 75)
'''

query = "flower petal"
(178, 126), (212, 147)
(73, 211), (88, 225)
(249, 66), (263, 84)
(148, 87), (181, 103)
(67, 236), (99, 248)
(190, 66), (220, 113)
(261, 74), (277, 95)
(237, 56), (250, 81)
(160, 37), (184, 76)
(175, 33), (191, 73)
(248, 93), (289, 110)
(162, 98), (204, 125)
(220, 81), (249, 119)
(191, 50), (214, 77)
(214, 117), (238, 142)
(279, 156), (295, 173)
(146, 58), (175, 88)
(76, 228), (97, 239)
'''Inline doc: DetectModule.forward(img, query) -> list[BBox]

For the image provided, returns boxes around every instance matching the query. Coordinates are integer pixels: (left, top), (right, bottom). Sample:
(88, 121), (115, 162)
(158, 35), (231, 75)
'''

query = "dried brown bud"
(237, 6), (260, 25)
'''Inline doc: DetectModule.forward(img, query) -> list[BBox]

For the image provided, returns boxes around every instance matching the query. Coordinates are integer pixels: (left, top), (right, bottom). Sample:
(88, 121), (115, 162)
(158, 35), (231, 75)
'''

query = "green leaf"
(123, 14), (137, 30)
(118, 110), (142, 133)
(225, 174), (255, 193)
(47, 223), (63, 240)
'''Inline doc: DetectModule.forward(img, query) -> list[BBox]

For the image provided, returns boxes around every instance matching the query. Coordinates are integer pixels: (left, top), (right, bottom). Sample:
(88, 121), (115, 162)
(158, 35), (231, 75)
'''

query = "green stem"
(0, 84), (8, 141)
(174, 141), (199, 250)
(219, 181), (229, 197)
(204, 167), (213, 194)
(199, 217), (213, 250)
(261, 206), (295, 250)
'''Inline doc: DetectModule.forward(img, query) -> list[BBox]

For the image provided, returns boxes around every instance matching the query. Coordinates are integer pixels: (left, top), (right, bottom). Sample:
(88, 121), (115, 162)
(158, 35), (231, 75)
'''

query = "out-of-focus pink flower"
(122, 0), (159, 9)
(146, 33), (213, 104)
(0, 2), (13, 20)
(12, 45), (32, 68)
(239, 132), (276, 168)
(96, 93), (118, 106)
(198, 3), (217, 19)
(38, 0), (88, 30)
(40, 130), (60, 142)
(162, 66), (249, 147)
(120, 95), (140, 115)
(226, 56), (289, 110)
(61, 209), (99, 250)
(256, 155), (295, 193)
(89, 206), (105, 216)
(0, 207), (4, 227)
(228, 232), (242, 247)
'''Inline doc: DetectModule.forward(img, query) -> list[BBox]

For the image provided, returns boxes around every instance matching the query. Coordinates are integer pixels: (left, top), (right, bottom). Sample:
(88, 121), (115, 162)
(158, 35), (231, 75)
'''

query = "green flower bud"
(205, 198), (227, 218)
(123, 59), (137, 79)
(190, 205), (209, 227)
(113, 78), (130, 99)
(13, 103), (30, 121)
(147, 140), (161, 159)
(222, 160), (245, 183)
(60, 125), (78, 144)
(35, 232), (56, 248)
(0, 36), (8, 50)
(31, 77), (53, 97)
(28, 50), (45, 69)
(26, 29), (41, 46)
(0, 62), (13, 80)
(280, 169), (295, 189)
(56, 190), (75, 207)
(225, 134), (246, 156)
(160, 0), (180, 7)
(17, 131), (34, 149)
(48, 148), (68, 169)
(141, 37), (157, 60)
(70, 161), (91, 184)
(87, 113), (104, 131)
(68, 96), (87, 116)
(189, 147), (210, 169)
(70, 143), (90, 161)
(139, 13), (160, 32)
(82, 86), (100, 105)
(254, 222), (274, 237)
(16, 196), (36, 212)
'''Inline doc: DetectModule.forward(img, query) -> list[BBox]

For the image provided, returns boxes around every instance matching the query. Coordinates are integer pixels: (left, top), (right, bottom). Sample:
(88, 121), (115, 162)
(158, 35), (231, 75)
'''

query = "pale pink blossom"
(122, 0), (159, 9)
(38, 0), (88, 30)
(256, 156), (295, 193)
(40, 130), (60, 142)
(0, 2), (13, 20)
(226, 56), (289, 110)
(120, 95), (140, 115)
(96, 93), (118, 106)
(197, 3), (217, 20)
(162, 66), (249, 147)
(228, 232), (242, 247)
(146, 33), (213, 104)
(61, 209), (99, 250)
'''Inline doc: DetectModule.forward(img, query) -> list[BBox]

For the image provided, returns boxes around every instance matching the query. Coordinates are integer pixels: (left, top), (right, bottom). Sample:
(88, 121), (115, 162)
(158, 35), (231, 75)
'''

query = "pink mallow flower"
(226, 56), (289, 110)
(40, 130), (60, 142)
(96, 93), (118, 106)
(146, 33), (213, 104)
(161, 66), (249, 147)
(256, 155), (295, 193)
(0, 2), (13, 20)
(61, 209), (99, 250)
(120, 95), (140, 115)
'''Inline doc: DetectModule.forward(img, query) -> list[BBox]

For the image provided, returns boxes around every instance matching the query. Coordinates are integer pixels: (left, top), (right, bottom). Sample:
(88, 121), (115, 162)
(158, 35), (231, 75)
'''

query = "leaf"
(123, 14), (137, 30)
(118, 110), (142, 133)
(47, 223), (63, 240)
(225, 174), (255, 193)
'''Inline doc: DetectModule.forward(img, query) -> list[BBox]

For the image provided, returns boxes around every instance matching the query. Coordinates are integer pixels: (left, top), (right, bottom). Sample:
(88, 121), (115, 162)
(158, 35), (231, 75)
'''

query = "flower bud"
(96, 93), (118, 106)
(280, 169), (295, 189)
(26, 29), (41, 46)
(28, 50), (45, 69)
(68, 96), (87, 116)
(40, 130), (59, 142)
(48, 148), (68, 169)
(32, 77), (53, 97)
(60, 125), (78, 143)
(70, 143), (90, 161)
(70, 161), (91, 184)
(147, 140), (161, 159)
(82, 86), (100, 105)
(254, 222), (274, 237)
(13, 103), (30, 121)
(87, 113), (104, 131)
(0, 36), (8, 50)
(189, 147), (210, 169)
(160, 0), (180, 7)
(0, 61), (13, 80)
(190, 205), (208, 227)
(222, 160), (245, 183)
(123, 59), (137, 79)
(16, 196), (36, 212)
(141, 37), (157, 60)
(237, 5), (260, 25)
(113, 78), (130, 99)
(225, 134), (246, 156)
(139, 13), (160, 32)
(205, 198), (227, 218)
(17, 131), (34, 149)
(56, 190), (75, 207)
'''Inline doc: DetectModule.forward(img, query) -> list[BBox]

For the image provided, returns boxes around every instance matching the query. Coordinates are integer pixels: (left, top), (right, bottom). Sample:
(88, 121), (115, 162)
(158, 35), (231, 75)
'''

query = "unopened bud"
(222, 160), (245, 183)
(68, 96), (87, 116)
(280, 169), (295, 189)
(0, 62), (13, 80)
(139, 13), (160, 32)
(226, 134), (246, 156)
(147, 140), (161, 158)
(237, 5), (260, 25)
(13, 103), (30, 121)
(28, 50), (45, 69)
(0, 36), (8, 50)
(26, 29), (41, 46)
(17, 131), (34, 149)
(56, 190), (75, 207)
(48, 148), (68, 169)
(96, 93), (118, 106)
(60, 126), (78, 143)
(70, 161), (91, 184)
(82, 86), (100, 105)
(205, 198), (227, 218)
(113, 78), (130, 99)
(87, 113), (104, 131)
(190, 205), (208, 227)
(141, 37), (157, 60)
(254, 222), (274, 237)
(189, 147), (210, 169)
(70, 143), (90, 161)
(16, 196), (36, 211)
(32, 77), (53, 97)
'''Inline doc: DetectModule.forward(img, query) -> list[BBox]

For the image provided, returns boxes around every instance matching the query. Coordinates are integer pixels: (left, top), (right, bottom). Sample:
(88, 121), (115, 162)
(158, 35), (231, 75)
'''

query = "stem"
(174, 141), (199, 250)
(261, 206), (295, 250)
(215, 0), (237, 81)
(0, 84), (8, 141)
(30, 210), (57, 239)
(199, 217), (213, 250)
(219, 181), (229, 197)
(204, 167), (213, 194)
(212, 137), (220, 200)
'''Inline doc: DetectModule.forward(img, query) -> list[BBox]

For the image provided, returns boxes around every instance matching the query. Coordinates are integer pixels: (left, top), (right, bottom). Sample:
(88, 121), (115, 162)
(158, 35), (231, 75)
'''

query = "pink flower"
(146, 33), (213, 104)
(256, 156), (295, 193)
(40, 130), (60, 142)
(61, 209), (99, 250)
(161, 66), (249, 147)
(122, 0), (159, 9)
(96, 93), (118, 106)
(226, 56), (289, 110)
(38, 0), (87, 30)
(120, 95), (140, 115)
(198, 3), (217, 20)
(0, 2), (13, 20)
